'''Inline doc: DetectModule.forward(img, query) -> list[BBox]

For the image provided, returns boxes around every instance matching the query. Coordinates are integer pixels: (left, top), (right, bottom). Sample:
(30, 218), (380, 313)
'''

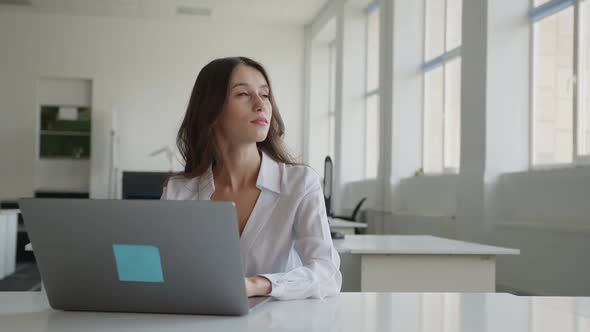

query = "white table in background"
(0, 209), (18, 279)
(1, 292), (589, 332)
(329, 218), (367, 235)
(334, 235), (520, 293)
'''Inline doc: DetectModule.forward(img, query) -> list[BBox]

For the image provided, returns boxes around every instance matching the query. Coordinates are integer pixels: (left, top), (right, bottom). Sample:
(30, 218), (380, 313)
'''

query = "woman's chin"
(253, 131), (270, 142)
(235, 134), (268, 145)
(255, 135), (269, 143)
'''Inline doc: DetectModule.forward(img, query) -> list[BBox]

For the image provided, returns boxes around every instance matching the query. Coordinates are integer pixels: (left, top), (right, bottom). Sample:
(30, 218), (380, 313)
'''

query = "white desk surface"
(329, 218), (368, 228)
(1, 292), (589, 332)
(333, 235), (520, 255)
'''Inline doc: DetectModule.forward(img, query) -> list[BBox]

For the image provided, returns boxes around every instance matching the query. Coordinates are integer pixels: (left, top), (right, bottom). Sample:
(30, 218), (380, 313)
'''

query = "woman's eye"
(238, 92), (249, 97)
(261, 94), (270, 99)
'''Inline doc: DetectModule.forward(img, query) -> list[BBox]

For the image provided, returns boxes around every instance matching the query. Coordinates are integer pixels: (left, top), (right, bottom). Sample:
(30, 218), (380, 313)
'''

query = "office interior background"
(0, 0), (589, 297)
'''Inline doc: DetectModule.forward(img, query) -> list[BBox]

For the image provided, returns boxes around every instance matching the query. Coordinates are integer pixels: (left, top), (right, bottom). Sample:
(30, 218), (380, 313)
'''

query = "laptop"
(19, 198), (270, 316)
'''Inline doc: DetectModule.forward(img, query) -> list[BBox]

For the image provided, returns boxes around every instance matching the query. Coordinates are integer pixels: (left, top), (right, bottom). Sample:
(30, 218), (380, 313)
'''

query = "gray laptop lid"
(19, 198), (260, 316)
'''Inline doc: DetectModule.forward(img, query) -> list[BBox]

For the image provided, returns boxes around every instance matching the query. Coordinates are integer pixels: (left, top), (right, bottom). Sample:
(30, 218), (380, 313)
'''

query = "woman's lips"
(250, 117), (268, 125)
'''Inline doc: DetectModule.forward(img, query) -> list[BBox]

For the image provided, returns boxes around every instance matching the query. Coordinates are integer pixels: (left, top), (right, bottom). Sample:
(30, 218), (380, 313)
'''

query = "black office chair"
(323, 156), (368, 238)
(331, 197), (367, 222)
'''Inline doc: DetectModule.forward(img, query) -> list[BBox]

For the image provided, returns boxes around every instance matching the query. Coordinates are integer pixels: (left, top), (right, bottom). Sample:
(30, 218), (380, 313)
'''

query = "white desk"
(1, 292), (589, 332)
(0, 209), (18, 279)
(329, 218), (367, 235)
(334, 235), (520, 292)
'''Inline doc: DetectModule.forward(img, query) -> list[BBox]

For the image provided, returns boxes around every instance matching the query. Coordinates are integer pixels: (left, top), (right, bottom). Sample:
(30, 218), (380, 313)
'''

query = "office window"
(444, 58), (461, 168)
(423, 0), (462, 173)
(426, 0), (445, 59)
(307, 17), (337, 174)
(424, 67), (444, 170)
(530, 0), (589, 166)
(365, 4), (380, 179)
(328, 41), (337, 159)
(580, 0), (590, 156)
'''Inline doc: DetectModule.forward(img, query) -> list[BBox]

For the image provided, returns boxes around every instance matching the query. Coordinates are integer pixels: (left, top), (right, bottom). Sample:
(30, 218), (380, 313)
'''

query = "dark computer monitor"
(121, 171), (170, 200)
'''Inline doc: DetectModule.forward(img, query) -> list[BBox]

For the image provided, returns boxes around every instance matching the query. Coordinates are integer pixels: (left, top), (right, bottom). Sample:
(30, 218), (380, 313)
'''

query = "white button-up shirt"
(161, 151), (342, 300)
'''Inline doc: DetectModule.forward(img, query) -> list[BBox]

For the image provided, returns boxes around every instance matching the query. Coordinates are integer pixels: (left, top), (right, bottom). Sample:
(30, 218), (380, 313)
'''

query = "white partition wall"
(0, 210), (18, 279)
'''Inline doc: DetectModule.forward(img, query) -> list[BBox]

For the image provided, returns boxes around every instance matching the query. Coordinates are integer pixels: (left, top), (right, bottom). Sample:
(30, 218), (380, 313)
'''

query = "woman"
(161, 57), (342, 301)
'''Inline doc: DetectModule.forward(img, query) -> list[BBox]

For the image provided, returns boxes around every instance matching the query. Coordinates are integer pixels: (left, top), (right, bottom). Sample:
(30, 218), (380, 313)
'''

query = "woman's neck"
(213, 144), (261, 192)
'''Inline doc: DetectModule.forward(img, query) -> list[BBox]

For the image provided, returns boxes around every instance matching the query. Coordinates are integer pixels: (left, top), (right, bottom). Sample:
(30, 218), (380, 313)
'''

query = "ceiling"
(0, 0), (331, 25)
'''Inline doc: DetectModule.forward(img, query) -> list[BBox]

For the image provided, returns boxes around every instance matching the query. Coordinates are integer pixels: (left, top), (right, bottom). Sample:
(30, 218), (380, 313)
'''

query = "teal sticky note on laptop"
(112, 244), (164, 283)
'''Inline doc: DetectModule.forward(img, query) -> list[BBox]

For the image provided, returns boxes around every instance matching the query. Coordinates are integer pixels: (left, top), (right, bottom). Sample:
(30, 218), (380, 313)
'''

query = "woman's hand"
(244, 276), (272, 297)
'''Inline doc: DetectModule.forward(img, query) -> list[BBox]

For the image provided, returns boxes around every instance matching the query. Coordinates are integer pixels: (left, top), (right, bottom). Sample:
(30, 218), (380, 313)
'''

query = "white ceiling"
(0, 0), (331, 25)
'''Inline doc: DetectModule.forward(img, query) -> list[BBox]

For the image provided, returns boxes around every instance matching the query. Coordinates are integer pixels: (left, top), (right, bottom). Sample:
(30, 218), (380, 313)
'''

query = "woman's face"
(217, 64), (272, 146)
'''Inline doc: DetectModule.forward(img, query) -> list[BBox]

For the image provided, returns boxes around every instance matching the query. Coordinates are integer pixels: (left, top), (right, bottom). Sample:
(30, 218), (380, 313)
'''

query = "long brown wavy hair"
(175, 56), (296, 178)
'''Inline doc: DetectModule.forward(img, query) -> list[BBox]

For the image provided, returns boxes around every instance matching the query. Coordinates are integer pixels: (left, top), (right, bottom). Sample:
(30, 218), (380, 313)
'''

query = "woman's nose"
(253, 95), (265, 112)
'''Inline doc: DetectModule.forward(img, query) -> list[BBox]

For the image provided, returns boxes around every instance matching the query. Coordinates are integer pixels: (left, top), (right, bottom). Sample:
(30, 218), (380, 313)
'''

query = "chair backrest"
(122, 171), (169, 200)
(350, 197), (367, 221)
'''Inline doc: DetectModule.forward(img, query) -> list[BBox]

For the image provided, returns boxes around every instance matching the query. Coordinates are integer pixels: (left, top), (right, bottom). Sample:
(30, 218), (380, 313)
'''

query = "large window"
(365, 4), (380, 179)
(531, 0), (590, 167)
(582, 0), (590, 157)
(423, 0), (462, 174)
(307, 17), (336, 174)
(328, 40), (337, 160)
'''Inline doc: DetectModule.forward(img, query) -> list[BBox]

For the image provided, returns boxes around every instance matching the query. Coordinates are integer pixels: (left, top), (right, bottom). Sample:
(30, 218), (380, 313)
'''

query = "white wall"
(0, 14), (36, 201)
(0, 12), (304, 200)
(399, 175), (457, 216)
(35, 160), (90, 192)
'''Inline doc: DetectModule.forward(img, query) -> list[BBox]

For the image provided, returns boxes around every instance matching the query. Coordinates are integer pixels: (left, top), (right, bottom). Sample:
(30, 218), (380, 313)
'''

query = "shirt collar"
(256, 150), (281, 194)
(196, 164), (215, 200)
(195, 150), (281, 199)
